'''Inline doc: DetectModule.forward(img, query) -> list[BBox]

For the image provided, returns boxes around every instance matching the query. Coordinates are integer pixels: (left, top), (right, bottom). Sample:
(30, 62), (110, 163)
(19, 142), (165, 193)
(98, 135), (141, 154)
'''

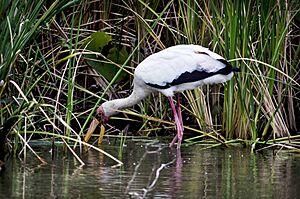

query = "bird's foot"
(169, 134), (178, 147)
(169, 136), (182, 149)
(169, 129), (183, 148)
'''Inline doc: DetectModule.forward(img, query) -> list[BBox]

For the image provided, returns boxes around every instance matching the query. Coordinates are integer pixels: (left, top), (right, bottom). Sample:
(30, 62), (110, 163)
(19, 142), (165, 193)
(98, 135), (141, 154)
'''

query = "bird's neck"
(102, 85), (151, 117)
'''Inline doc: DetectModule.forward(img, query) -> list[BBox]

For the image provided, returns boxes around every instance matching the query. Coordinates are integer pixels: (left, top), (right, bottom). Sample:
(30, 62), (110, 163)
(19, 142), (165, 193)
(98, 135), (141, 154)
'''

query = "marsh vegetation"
(0, 0), (300, 165)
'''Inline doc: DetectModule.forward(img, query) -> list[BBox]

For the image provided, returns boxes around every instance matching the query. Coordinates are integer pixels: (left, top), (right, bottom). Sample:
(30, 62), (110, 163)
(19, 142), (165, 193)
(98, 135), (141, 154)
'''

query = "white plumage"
(86, 44), (240, 148)
(136, 46), (223, 84)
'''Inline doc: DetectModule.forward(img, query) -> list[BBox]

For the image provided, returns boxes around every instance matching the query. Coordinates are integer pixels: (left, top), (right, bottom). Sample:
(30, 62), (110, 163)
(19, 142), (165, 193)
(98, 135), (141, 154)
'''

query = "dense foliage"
(0, 0), (299, 161)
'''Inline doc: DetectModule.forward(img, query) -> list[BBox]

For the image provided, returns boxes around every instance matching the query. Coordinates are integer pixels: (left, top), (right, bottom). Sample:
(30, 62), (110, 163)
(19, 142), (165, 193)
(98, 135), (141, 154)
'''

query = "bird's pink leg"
(169, 94), (184, 147)
(168, 96), (183, 148)
(176, 94), (184, 130)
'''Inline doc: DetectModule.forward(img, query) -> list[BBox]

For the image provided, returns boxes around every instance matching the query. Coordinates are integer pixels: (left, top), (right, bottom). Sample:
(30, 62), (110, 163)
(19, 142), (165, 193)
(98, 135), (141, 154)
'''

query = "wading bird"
(85, 44), (240, 148)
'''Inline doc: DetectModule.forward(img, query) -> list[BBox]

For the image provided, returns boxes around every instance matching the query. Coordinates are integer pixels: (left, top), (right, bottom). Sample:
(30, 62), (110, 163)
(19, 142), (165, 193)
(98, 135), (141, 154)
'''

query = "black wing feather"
(146, 59), (239, 89)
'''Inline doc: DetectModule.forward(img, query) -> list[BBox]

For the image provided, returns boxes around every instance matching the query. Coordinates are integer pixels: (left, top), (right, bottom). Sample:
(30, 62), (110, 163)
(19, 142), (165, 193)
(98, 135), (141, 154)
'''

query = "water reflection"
(125, 141), (176, 198)
(1, 140), (300, 198)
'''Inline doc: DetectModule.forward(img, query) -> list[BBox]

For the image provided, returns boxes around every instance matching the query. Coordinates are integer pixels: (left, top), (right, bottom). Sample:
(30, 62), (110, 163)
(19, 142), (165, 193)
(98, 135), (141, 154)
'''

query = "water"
(1, 139), (300, 198)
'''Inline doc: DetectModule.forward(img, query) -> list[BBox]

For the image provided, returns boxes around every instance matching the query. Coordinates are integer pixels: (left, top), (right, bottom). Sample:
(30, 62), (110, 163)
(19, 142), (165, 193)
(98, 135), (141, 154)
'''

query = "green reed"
(1, 0), (299, 162)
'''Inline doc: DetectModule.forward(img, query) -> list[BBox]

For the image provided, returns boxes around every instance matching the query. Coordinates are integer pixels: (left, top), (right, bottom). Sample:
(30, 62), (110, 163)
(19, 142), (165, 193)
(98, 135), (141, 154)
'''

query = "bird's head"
(84, 105), (110, 143)
(95, 105), (110, 124)
(84, 101), (119, 142)
(97, 100), (120, 119)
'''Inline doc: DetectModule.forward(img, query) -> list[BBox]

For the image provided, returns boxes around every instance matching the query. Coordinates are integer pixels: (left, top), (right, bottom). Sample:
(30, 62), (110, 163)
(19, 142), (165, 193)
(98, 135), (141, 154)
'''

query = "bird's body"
(87, 44), (240, 148)
(135, 44), (233, 96)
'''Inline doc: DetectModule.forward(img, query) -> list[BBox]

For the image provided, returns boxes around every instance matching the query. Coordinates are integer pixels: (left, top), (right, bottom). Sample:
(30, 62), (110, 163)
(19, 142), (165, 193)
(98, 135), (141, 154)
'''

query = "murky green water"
(1, 139), (300, 198)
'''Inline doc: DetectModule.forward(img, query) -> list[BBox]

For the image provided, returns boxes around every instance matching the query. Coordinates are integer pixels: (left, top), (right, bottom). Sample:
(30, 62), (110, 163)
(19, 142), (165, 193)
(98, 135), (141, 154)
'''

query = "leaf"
(102, 47), (128, 82)
(86, 31), (112, 52)
(85, 32), (129, 83)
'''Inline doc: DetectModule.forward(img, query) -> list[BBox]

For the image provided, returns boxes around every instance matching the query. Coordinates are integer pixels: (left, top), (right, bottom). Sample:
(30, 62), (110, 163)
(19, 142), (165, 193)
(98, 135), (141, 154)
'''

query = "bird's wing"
(135, 46), (226, 87)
